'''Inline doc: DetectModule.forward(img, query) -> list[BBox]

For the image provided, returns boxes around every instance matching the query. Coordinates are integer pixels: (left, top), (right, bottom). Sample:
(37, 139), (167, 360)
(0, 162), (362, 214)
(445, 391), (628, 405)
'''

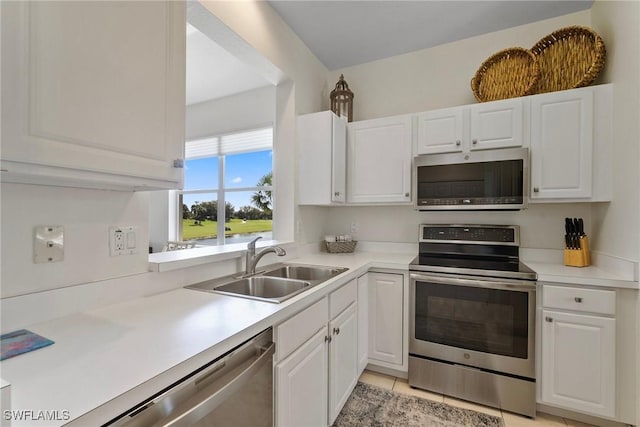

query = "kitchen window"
(179, 126), (273, 246)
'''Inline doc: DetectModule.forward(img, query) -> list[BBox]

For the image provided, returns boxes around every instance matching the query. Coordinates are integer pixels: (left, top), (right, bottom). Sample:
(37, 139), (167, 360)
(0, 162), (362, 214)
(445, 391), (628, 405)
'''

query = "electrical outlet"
(350, 221), (359, 233)
(110, 226), (139, 256)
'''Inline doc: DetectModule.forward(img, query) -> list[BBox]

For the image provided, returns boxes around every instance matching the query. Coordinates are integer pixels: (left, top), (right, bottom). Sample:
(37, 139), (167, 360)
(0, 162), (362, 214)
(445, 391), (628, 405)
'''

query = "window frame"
(179, 126), (274, 246)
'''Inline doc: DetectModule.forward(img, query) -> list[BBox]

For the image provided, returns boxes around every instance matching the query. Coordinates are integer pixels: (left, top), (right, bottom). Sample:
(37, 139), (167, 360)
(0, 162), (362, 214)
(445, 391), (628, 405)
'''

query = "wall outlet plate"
(110, 226), (139, 256)
(34, 226), (64, 263)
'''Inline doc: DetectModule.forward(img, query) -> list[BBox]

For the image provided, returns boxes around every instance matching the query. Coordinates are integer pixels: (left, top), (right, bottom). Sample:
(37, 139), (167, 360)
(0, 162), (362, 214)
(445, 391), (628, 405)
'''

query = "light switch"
(126, 231), (136, 249)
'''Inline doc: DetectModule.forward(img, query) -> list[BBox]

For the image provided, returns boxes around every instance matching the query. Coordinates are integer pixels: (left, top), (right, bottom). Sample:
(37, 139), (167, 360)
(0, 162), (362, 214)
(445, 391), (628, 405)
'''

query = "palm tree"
(251, 172), (272, 216)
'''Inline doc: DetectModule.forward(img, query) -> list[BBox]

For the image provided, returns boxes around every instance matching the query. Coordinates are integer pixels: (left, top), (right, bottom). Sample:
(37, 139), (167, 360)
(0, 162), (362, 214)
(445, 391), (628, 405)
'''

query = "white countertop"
(525, 261), (638, 289)
(1, 249), (636, 426)
(0, 251), (413, 426)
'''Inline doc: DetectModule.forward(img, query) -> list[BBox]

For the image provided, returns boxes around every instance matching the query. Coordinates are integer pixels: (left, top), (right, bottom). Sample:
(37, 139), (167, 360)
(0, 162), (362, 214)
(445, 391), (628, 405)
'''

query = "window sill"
(148, 240), (294, 273)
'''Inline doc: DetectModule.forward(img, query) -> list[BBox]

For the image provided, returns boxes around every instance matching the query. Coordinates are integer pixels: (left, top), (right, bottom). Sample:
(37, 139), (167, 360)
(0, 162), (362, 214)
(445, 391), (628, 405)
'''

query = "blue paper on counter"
(1, 329), (54, 360)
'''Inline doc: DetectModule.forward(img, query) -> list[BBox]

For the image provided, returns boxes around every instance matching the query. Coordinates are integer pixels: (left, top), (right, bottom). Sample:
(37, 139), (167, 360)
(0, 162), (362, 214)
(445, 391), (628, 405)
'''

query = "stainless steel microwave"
(414, 147), (528, 210)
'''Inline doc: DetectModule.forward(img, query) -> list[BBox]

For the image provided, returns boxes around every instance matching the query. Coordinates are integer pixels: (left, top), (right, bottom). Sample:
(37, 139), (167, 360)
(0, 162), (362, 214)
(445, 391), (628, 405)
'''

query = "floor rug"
(333, 382), (504, 427)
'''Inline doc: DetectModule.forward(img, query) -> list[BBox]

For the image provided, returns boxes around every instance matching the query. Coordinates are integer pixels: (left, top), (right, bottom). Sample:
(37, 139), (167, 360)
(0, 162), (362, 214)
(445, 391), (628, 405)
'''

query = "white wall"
(325, 204), (592, 249)
(323, 9), (639, 256)
(589, 1), (640, 262)
(0, 184), (149, 298)
(196, 1), (330, 244)
(589, 3), (640, 425)
(1, 1), (328, 306)
(185, 85), (275, 140)
(326, 11), (592, 120)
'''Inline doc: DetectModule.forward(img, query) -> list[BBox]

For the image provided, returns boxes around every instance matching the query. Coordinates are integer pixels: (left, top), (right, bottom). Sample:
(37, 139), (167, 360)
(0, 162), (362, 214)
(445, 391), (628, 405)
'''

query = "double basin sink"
(186, 263), (348, 303)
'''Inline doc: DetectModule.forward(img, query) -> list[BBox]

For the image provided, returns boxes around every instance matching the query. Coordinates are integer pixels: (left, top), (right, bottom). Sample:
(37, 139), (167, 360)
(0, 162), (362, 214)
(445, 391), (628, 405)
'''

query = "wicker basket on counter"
(530, 26), (606, 94)
(325, 240), (357, 253)
(471, 47), (540, 102)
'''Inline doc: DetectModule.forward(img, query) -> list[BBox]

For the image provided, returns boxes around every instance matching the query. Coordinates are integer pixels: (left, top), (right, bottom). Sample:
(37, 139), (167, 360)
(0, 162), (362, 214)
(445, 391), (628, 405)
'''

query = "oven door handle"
(410, 273), (536, 292)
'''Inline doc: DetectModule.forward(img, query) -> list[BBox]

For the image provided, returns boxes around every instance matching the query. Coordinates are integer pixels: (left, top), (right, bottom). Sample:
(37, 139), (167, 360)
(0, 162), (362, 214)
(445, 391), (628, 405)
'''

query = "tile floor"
(358, 370), (598, 427)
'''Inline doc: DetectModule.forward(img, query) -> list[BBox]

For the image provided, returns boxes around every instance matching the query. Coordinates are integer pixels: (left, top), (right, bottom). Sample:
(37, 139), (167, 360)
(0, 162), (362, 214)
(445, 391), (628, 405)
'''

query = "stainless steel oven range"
(409, 224), (537, 417)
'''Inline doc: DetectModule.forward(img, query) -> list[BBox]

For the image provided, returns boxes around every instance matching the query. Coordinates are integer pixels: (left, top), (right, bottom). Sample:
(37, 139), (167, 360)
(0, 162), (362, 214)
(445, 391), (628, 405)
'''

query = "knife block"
(564, 236), (591, 267)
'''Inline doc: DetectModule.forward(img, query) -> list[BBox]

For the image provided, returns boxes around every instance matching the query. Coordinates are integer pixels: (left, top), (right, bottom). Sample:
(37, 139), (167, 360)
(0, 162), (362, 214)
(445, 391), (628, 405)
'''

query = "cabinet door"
(298, 111), (346, 205)
(1, 1), (186, 190)
(530, 90), (593, 199)
(331, 116), (347, 203)
(276, 328), (328, 427)
(368, 272), (403, 365)
(347, 116), (412, 203)
(329, 303), (358, 424)
(541, 310), (615, 417)
(357, 274), (369, 374)
(417, 107), (464, 154)
(469, 98), (524, 150)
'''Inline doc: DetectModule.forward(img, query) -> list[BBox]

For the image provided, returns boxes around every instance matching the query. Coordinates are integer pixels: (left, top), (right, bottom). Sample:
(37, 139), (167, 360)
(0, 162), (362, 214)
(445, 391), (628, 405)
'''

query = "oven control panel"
(420, 225), (517, 244)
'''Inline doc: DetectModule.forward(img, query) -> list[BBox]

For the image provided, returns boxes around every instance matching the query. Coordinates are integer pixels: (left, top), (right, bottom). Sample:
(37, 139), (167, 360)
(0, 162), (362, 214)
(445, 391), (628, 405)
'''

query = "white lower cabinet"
(368, 272), (404, 367)
(275, 280), (359, 427)
(540, 284), (616, 418)
(328, 303), (358, 424)
(276, 328), (328, 427)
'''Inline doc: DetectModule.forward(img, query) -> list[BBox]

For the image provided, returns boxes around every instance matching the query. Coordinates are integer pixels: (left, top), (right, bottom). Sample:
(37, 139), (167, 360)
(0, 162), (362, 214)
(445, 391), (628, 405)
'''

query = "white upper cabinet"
(469, 98), (524, 150)
(417, 98), (524, 155)
(298, 111), (346, 205)
(530, 85), (612, 202)
(416, 107), (464, 154)
(1, 1), (186, 190)
(347, 115), (412, 204)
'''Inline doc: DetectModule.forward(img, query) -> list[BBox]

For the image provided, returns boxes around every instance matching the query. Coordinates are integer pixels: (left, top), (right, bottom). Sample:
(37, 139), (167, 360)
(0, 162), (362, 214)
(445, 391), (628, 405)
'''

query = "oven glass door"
(415, 280), (529, 359)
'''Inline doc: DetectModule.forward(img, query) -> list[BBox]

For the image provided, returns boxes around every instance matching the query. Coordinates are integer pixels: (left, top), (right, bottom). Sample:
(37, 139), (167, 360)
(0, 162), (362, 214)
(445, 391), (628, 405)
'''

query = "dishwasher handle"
(157, 341), (275, 427)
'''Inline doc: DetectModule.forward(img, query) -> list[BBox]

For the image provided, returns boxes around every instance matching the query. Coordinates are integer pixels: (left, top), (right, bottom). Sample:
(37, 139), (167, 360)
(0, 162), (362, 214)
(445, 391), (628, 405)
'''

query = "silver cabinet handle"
(574, 297), (583, 303)
(533, 187), (539, 193)
(472, 139), (478, 145)
(545, 317), (553, 323)
(333, 327), (340, 335)
(334, 191), (341, 197)
(455, 140), (461, 146)
(325, 335), (332, 343)
(404, 192), (410, 197)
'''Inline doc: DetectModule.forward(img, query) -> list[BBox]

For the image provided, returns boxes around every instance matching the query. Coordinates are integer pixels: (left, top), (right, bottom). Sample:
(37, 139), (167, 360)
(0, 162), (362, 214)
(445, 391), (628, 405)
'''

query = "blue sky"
(183, 150), (272, 211)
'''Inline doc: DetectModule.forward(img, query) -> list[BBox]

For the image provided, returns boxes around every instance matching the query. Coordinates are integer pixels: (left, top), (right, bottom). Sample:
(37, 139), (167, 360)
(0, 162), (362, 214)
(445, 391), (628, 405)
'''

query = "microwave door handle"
(410, 273), (536, 292)
(156, 342), (275, 427)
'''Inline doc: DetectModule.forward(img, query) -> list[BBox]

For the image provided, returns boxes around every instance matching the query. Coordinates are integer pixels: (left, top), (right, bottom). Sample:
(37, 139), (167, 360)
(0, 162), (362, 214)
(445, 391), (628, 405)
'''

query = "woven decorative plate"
(530, 26), (606, 94)
(471, 47), (540, 102)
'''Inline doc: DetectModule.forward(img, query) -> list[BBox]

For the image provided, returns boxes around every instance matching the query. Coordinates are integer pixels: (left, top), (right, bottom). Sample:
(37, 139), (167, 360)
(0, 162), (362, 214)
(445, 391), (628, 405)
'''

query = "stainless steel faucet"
(244, 236), (286, 275)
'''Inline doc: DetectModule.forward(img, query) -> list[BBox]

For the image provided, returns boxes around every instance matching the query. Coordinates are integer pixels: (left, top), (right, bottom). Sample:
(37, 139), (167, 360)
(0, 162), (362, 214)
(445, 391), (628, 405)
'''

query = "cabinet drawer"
(543, 285), (615, 315)
(276, 298), (328, 360)
(329, 279), (357, 319)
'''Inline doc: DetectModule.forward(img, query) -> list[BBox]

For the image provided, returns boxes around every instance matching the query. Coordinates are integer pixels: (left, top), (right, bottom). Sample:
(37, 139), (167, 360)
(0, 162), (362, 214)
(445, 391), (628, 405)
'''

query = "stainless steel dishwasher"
(107, 328), (274, 427)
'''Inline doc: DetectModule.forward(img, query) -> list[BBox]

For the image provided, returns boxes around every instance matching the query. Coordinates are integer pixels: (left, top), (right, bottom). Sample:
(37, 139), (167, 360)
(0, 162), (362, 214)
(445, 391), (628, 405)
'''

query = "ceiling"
(268, 0), (594, 70)
(186, 23), (271, 105)
(186, 1), (594, 104)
